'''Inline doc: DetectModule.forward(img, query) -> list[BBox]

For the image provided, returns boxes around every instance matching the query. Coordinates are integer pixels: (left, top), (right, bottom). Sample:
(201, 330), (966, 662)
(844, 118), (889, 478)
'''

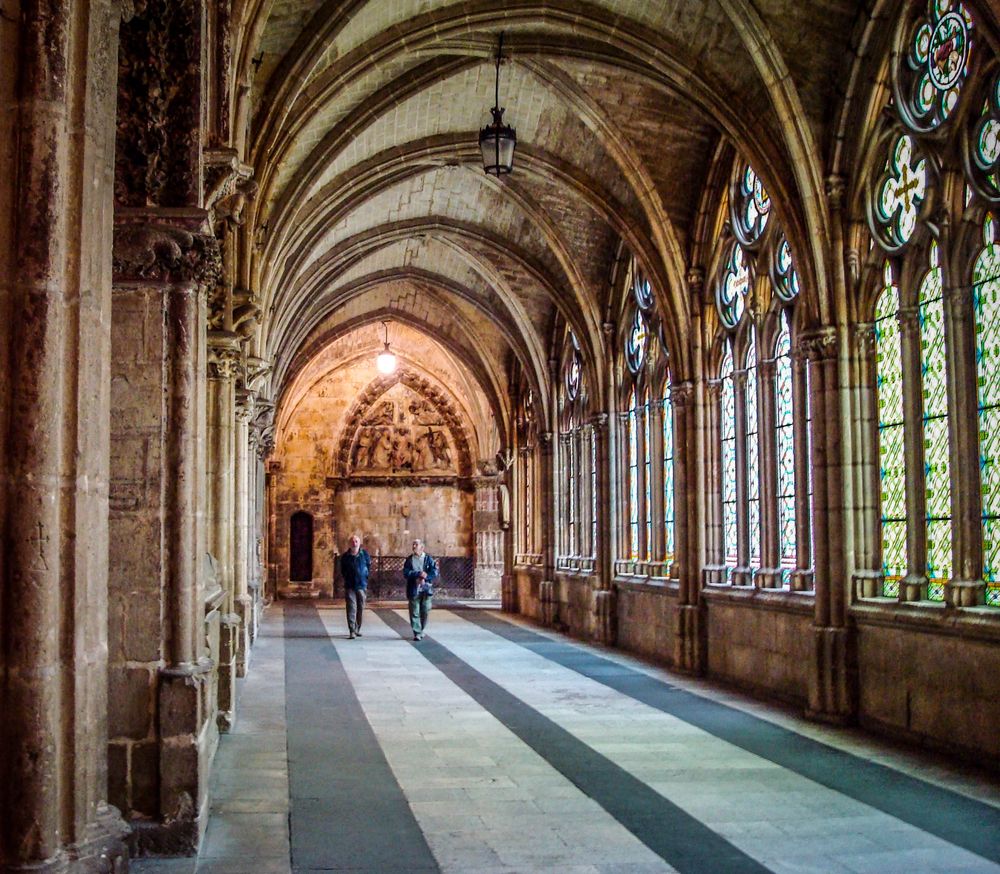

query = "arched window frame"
(857, 14), (1000, 608)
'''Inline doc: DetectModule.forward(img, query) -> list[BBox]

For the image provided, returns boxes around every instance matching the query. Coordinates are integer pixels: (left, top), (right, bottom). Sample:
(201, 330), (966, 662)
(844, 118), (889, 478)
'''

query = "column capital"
(686, 266), (705, 294)
(705, 379), (723, 400)
(797, 326), (839, 361)
(235, 388), (255, 422)
(852, 321), (876, 356)
(112, 211), (221, 288)
(897, 305), (920, 339)
(589, 412), (609, 430)
(671, 381), (695, 406)
(208, 330), (242, 381)
(825, 174), (847, 211)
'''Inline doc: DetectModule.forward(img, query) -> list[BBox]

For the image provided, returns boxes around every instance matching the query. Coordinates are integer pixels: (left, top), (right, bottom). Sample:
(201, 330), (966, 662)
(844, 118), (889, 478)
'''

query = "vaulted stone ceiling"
(240, 0), (861, 429)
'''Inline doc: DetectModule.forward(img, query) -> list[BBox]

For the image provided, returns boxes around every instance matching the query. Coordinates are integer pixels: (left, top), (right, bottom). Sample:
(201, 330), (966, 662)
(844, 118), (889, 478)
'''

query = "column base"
(235, 595), (253, 678)
(539, 580), (556, 626)
(592, 587), (616, 646)
(672, 603), (706, 674)
(8, 803), (130, 874)
(946, 578), (986, 608)
(151, 660), (216, 856)
(217, 613), (241, 732)
(806, 625), (855, 725)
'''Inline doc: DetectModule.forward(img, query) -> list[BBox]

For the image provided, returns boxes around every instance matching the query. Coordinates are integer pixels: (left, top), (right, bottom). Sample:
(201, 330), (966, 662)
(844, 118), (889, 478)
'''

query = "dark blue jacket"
(340, 549), (371, 590)
(403, 553), (438, 599)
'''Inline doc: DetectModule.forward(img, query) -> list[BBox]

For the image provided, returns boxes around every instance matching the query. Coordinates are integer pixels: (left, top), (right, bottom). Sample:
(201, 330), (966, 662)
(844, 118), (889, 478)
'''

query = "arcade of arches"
(1, 0), (1000, 869)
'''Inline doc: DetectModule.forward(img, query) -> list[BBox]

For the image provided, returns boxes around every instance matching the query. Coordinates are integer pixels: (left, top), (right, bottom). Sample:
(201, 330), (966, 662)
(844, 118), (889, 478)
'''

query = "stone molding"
(797, 327), (839, 361)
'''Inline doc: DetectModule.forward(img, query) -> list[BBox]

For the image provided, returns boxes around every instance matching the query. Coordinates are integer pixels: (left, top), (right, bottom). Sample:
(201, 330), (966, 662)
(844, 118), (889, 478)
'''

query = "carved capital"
(589, 412), (609, 431)
(686, 266), (705, 294)
(235, 389), (255, 422)
(825, 174), (846, 212)
(208, 332), (242, 381)
(477, 458), (499, 477)
(853, 321), (876, 356)
(245, 356), (272, 391)
(671, 381), (695, 406)
(897, 305), (920, 338)
(797, 327), (839, 361)
(705, 379), (723, 400)
(232, 287), (262, 339)
(113, 218), (221, 287)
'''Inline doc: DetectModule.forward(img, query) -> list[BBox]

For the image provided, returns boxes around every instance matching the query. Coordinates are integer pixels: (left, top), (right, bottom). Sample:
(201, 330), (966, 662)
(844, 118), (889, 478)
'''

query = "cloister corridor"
(130, 602), (1000, 874)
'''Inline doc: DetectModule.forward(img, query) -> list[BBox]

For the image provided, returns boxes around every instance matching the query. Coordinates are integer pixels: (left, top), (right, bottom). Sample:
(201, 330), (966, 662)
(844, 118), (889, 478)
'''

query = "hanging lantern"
(376, 320), (397, 375)
(479, 32), (516, 176)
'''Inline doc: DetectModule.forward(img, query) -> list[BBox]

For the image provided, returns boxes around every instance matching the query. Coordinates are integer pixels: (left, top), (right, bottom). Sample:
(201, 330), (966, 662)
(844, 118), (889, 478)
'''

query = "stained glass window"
(919, 243), (951, 600)
(775, 320), (796, 582)
(732, 164), (771, 245)
(974, 215), (1000, 606)
(876, 263), (907, 596)
(663, 380), (675, 563)
(873, 135), (927, 250)
(566, 349), (581, 401)
(775, 238), (801, 302)
(628, 390), (639, 561)
(746, 333), (761, 571)
(898, 1), (974, 132)
(591, 428), (598, 557)
(626, 308), (647, 373)
(567, 432), (577, 556)
(643, 392), (653, 560)
(718, 243), (749, 328)
(633, 266), (654, 310)
(970, 72), (1000, 199)
(524, 450), (533, 554)
(721, 345), (738, 575)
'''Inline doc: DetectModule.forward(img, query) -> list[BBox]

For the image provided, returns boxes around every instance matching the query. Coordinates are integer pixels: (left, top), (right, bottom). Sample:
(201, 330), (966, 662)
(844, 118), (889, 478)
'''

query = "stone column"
(207, 331), (241, 730)
(0, 2), (130, 869)
(803, 328), (853, 723)
(848, 324), (878, 597)
(591, 413), (615, 643)
(234, 388), (254, 675)
(943, 280), (987, 606)
(793, 343), (818, 592)
(757, 357), (782, 587)
(732, 368), (753, 585)
(473, 467), (503, 598)
(539, 431), (558, 626)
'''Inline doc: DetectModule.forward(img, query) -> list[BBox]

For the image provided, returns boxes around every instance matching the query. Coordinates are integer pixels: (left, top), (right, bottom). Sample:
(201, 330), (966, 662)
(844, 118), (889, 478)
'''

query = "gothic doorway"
(289, 511), (314, 581)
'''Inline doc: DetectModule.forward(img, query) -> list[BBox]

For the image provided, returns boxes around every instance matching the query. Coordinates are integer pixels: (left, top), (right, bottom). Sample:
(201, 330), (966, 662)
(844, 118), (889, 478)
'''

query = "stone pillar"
(539, 431), (557, 626)
(207, 331), (241, 731)
(473, 467), (503, 598)
(234, 388), (254, 675)
(592, 413), (616, 643)
(793, 343), (818, 592)
(756, 357), (782, 587)
(0, 2), (130, 869)
(803, 328), (853, 724)
(943, 279), (987, 606)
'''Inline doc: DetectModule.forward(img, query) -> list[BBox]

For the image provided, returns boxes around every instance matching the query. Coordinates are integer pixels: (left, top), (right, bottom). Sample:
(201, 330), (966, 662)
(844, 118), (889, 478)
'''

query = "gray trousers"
(408, 592), (432, 634)
(346, 587), (367, 633)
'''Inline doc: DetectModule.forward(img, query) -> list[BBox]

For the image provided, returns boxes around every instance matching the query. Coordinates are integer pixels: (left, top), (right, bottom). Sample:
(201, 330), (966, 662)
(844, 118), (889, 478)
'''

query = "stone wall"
(615, 581), (679, 663)
(854, 612), (1000, 768)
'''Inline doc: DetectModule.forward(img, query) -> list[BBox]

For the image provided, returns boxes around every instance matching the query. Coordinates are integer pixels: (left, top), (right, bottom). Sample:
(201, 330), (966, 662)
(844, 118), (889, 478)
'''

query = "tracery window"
(711, 161), (811, 589)
(975, 215), (1000, 606)
(861, 0), (998, 607)
(775, 318), (796, 581)
(663, 379), (675, 564)
(627, 389), (639, 561)
(875, 264), (907, 595)
(617, 255), (673, 574)
(558, 330), (594, 569)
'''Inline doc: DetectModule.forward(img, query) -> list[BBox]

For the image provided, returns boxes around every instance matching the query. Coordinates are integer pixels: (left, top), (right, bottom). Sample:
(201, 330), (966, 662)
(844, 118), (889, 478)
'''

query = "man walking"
(340, 534), (370, 639)
(404, 538), (438, 641)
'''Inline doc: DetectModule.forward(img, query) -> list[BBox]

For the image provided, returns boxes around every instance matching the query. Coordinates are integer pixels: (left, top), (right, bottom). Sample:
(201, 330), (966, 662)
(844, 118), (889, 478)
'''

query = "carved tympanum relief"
(350, 384), (457, 475)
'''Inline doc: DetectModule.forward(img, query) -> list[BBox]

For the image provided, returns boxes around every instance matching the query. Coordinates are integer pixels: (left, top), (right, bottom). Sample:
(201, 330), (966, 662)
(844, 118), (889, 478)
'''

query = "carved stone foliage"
(113, 220), (221, 286)
(337, 371), (472, 477)
(115, 0), (202, 207)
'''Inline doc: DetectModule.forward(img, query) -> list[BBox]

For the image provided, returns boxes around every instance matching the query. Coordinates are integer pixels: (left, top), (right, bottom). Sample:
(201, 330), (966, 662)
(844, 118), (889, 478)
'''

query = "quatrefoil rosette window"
(717, 242), (751, 329)
(633, 266), (654, 311)
(564, 334), (582, 403)
(625, 307), (648, 374)
(894, 0), (975, 133)
(868, 133), (931, 253)
(731, 164), (771, 248)
(966, 69), (1000, 202)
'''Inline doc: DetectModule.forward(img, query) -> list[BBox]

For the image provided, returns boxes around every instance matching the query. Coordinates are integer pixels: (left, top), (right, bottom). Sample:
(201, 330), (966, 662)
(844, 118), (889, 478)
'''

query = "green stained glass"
(919, 245), (951, 596)
(775, 324), (796, 576)
(875, 267), (907, 591)
(974, 215), (1000, 605)
(628, 391), (639, 561)
(721, 346), (737, 572)
(746, 335), (760, 568)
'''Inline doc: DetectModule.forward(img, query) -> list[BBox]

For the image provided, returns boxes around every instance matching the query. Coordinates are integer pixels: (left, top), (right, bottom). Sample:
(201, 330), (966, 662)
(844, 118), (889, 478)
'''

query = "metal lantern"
(479, 33), (516, 175)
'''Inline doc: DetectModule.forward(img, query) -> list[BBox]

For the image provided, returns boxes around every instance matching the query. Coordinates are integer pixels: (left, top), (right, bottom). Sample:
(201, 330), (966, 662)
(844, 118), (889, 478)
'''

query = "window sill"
(615, 576), (680, 595)
(851, 599), (1000, 642)
(702, 583), (815, 615)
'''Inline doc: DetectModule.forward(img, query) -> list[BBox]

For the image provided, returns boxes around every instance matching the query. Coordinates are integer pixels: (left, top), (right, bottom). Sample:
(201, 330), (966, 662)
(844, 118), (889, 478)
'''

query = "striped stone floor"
(134, 601), (1000, 874)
